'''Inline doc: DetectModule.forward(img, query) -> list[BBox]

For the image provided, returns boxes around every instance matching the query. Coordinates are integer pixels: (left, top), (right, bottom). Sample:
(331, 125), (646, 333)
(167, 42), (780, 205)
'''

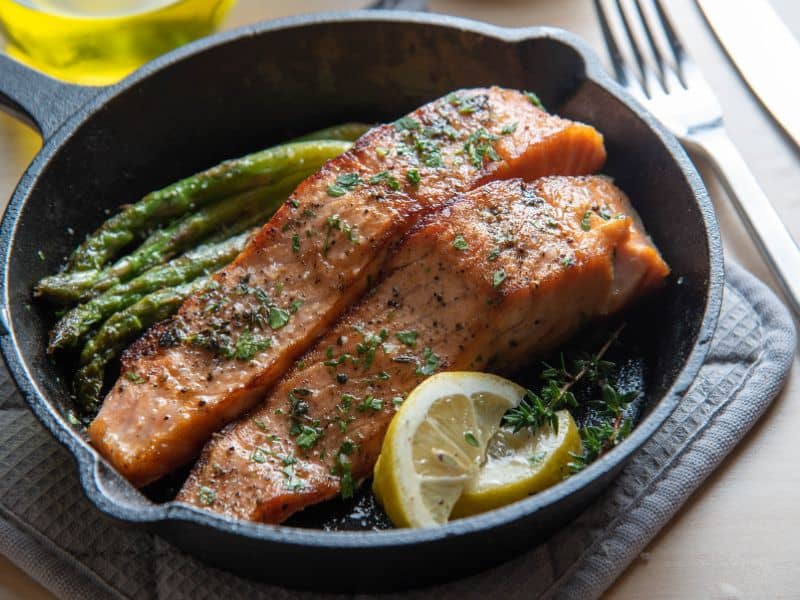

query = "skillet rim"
(0, 10), (723, 550)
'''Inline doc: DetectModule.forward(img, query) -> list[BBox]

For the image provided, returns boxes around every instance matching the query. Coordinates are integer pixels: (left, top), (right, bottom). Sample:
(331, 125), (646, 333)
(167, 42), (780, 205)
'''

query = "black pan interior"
(0, 16), (718, 588)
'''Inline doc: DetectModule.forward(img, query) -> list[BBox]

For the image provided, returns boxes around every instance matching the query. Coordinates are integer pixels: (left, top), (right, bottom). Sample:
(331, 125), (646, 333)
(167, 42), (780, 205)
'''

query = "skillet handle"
(0, 55), (102, 140)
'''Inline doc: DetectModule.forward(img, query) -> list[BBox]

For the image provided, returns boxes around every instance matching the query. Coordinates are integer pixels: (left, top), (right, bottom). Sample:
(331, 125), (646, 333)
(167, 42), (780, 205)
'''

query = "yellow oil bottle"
(0, 0), (236, 85)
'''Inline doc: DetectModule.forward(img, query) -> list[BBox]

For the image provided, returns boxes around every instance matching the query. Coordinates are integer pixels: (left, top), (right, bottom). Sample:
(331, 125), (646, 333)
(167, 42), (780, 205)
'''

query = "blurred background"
(0, 0), (670, 86)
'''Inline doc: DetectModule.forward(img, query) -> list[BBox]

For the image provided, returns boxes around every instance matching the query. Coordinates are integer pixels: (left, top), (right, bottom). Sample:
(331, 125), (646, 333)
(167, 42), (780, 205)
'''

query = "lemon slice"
(372, 371), (525, 528)
(451, 410), (582, 519)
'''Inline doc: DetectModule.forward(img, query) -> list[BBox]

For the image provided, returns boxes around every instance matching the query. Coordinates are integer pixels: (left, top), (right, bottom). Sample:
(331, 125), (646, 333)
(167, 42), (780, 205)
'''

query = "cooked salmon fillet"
(177, 176), (669, 522)
(88, 87), (607, 487)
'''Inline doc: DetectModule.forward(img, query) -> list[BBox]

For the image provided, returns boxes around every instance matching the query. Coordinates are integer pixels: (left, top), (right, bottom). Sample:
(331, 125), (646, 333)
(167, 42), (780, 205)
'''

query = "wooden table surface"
(1, 1), (798, 598)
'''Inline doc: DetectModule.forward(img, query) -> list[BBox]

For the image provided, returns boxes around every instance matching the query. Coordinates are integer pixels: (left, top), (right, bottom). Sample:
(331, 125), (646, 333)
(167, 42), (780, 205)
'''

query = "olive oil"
(0, 0), (235, 85)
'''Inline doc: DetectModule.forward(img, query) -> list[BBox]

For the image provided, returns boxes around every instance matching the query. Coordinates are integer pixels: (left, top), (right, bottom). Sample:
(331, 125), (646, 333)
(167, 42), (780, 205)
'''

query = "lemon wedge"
(372, 372), (525, 528)
(451, 410), (582, 518)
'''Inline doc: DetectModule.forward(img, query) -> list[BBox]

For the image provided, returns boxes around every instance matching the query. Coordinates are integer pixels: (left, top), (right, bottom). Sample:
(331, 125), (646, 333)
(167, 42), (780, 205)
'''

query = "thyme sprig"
(503, 325), (623, 433)
(502, 324), (637, 472)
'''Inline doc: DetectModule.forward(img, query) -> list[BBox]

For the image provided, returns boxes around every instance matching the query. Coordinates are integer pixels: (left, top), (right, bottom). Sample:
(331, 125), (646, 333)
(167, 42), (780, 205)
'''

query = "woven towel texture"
(0, 261), (795, 599)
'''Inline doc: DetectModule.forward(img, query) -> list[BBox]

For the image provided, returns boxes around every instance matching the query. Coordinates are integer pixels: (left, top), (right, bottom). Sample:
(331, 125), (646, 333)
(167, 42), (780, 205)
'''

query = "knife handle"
(686, 126), (800, 317)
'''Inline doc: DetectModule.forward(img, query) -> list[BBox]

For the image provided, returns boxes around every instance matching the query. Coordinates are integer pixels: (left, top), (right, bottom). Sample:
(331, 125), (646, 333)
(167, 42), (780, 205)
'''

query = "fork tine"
(631, 1), (665, 82)
(634, 0), (685, 92)
(612, 0), (663, 97)
(593, 0), (647, 99)
(650, 0), (689, 86)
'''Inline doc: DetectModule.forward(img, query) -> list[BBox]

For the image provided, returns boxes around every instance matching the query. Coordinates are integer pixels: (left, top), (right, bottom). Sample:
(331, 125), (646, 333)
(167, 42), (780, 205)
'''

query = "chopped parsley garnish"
(280, 454), (304, 491)
(598, 206), (613, 220)
(291, 233), (301, 253)
(231, 331), (271, 360)
(296, 425), (321, 449)
(524, 91), (545, 110)
(414, 136), (443, 168)
(327, 214), (342, 231)
(324, 353), (351, 368)
(500, 122), (518, 135)
(253, 418), (268, 432)
(561, 256), (575, 268)
(268, 306), (291, 330)
(198, 486), (215, 505)
(492, 269), (507, 288)
(334, 441), (357, 499)
(406, 168), (421, 185)
(396, 330), (418, 347)
(358, 394), (383, 412)
(290, 299), (303, 313)
(326, 172), (362, 197)
(424, 119), (458, 141)
(369, 170), (400, 190)
(354, 327), (388, 370)
(464, 128), (500, 168)
(581, 211), (592, 231)
(323, 214), (357, 255)
(394, 116), (420, 131)
(522, 189), (544, 206)
(452, 234), (469, 251)
(415, 347), (440, 376)
(125, 371), (145, 384)
(464, 431), (479, 447)
(251, 448), (267, 463)
(341, 393), (356, 410)
(487, 248), (501, 261)
(447, 92), (488, 115)
(339, 465), (354, 499)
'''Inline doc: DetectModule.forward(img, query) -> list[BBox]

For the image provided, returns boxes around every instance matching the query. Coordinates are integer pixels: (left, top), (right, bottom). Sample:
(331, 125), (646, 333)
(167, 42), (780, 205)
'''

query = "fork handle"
(686, 127), (800, 317)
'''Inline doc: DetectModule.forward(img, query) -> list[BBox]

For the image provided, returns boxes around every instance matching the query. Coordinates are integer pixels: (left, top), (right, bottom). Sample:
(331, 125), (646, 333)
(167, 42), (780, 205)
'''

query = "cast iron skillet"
(0, 11), (722, 592)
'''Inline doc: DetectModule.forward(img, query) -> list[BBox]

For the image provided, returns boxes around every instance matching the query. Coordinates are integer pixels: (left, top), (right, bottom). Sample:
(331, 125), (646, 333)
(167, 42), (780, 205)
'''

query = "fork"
(595, 0), (800, 316)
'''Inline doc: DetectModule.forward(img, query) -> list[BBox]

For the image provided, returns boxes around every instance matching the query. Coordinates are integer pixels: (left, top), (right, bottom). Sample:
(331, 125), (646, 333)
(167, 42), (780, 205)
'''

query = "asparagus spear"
(291, 122), (371, 142)
(73, 276), (213, 414)
(59, 139), (351, 274)
(49, 230), (251, 353)
(37, 166), (316, 303)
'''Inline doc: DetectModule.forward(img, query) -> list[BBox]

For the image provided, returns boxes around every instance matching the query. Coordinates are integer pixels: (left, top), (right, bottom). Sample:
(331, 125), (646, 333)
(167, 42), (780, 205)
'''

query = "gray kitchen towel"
(0, 261), (795, 600)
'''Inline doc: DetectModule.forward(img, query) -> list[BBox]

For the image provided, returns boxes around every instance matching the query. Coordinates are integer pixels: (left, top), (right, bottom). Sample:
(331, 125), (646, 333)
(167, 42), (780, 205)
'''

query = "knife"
(697, 0), (800, 148)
